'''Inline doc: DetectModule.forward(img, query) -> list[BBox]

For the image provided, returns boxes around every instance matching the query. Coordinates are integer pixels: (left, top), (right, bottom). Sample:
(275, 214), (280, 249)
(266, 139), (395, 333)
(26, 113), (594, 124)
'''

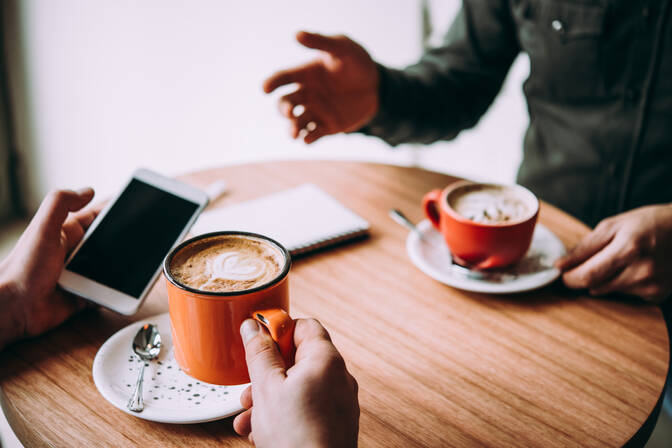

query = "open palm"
(263, 31), (380, 143)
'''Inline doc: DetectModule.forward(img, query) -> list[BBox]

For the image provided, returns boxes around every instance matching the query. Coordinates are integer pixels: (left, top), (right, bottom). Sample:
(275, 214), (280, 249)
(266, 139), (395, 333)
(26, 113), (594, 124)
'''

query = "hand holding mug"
(164, 232), (294, 385)
(234, 318), (359, 447)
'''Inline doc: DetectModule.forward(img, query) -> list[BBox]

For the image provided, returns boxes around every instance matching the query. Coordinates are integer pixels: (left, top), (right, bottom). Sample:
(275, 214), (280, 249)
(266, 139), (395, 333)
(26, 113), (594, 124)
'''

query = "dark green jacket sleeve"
(360, 0), (520, 145)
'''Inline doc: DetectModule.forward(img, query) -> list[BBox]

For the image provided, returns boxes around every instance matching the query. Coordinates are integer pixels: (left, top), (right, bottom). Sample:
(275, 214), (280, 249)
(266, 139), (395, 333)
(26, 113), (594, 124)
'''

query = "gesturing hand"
(556, 204), (672, 303)
(233, 318), (359, 448)
(263, 30), (379, 144)
(0, 188), (98, 349)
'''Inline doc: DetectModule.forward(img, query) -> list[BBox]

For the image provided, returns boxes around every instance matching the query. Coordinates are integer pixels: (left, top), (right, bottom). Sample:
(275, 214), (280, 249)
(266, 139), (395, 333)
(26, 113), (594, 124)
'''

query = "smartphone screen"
(66, 178), (199, 298)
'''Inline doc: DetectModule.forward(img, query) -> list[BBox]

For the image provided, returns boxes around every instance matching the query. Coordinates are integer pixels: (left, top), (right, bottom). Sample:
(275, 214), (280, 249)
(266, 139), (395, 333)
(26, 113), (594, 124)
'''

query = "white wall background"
(12, 0), (528, 211)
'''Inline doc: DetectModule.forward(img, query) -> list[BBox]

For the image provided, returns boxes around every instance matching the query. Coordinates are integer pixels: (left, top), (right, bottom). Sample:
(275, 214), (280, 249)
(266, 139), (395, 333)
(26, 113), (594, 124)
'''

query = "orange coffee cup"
(422, 181), (539, 269)
(163, 231), (294, 385)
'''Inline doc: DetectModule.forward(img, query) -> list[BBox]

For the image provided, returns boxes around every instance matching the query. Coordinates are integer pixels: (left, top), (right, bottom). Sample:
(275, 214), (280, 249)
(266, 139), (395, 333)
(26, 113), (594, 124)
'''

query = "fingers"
(279, 93), (329, 143)
(62, 208), (99, 253)
(240, 319), (286, 388)
(278, 90), (308, 118)
(562, 238), (629, 290)
(589, 260), (668, 302)
(233, 408), (252, 437)
(294, 317), (332, 346)
(555, 222), (615, 271)
(262, 32), (352, 94)
(293, 318), (340, 363)
(263, 62), (315, 94)
(296, 31), (351, 55)
(589, 263), (642, 296)
(303, 124), (327, 144)
(240, 385), (253, 409)
(32, 188), (95, 236)
(290, 113), (319, 139)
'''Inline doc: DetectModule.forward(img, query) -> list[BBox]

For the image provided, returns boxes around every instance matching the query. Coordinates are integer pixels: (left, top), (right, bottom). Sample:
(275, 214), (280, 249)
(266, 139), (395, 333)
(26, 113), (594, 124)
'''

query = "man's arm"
(361, 0), (521, 145)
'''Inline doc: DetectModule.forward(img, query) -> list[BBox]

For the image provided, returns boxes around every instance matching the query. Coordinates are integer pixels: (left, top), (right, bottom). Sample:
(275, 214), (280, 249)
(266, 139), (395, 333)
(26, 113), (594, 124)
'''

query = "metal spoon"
(127, 323), (162, 412)
(389, 208), (427, 242)
(388, 208), (501, 281)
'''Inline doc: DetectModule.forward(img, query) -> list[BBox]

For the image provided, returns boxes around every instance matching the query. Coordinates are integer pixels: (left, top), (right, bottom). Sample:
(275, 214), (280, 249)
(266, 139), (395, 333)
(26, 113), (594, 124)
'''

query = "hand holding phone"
(0, 188), (97, 350)
(59, 169), (209, 315)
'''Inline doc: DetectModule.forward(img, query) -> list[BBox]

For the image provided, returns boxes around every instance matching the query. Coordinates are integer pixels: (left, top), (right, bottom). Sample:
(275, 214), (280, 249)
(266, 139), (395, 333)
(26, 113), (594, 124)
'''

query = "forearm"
(360, 63), (480, 145)
(360, 0), (519, 145)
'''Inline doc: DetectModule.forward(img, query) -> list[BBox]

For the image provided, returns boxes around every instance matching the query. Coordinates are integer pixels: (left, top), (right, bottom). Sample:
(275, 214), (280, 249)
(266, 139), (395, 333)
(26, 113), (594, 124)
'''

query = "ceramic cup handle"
(422, 189), (443, 230)
(253, 309), (296, 366)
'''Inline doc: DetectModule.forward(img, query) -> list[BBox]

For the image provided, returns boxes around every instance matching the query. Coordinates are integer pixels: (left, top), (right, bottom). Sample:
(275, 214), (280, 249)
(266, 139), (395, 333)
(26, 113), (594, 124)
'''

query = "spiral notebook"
(191, 183), (370, 256)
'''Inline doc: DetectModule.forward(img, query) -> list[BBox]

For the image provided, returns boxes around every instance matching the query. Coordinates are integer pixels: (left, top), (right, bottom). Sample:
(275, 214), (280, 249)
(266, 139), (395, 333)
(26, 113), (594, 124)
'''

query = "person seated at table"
(0, 188), (360, 447)
(262, 20), (672, 304)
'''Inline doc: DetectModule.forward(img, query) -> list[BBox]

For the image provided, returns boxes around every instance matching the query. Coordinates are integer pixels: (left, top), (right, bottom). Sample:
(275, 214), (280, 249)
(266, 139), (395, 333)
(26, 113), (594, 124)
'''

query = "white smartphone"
(59, 168), (209, 315)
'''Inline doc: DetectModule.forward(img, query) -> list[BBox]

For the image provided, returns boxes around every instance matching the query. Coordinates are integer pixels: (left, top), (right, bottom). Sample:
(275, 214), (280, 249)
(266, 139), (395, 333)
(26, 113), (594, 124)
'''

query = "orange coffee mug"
(422, 181), (539, 269)
(163, 231), (294, 385)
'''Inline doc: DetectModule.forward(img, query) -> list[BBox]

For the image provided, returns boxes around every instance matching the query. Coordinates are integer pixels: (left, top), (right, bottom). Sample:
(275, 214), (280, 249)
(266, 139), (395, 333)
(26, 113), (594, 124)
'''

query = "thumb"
(296, 31), (352, 55)
(34, 188), (95, 234)
(240, 319), (286, 387)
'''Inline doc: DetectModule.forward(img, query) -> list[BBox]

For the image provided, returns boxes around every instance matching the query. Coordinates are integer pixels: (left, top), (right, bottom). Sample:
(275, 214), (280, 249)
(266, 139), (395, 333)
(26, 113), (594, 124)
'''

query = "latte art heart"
(207, 252), (268, 282)
(169, 235), (285, 292)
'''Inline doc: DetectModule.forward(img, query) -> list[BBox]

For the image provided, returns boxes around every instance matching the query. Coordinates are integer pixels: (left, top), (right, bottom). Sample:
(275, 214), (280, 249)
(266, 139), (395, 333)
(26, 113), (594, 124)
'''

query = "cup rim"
(163, 230), (292, 297)
(441, 181), (539, 227)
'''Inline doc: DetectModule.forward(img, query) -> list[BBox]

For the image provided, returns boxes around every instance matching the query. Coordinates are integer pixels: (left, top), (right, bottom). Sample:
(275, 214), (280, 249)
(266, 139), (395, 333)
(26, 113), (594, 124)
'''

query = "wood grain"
(0, 161), (668, 447)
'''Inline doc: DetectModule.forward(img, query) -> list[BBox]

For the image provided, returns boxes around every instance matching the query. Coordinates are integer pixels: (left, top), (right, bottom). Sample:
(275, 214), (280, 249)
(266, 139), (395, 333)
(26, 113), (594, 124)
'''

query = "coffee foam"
(170, 235), (285, 293)
(448, 184), (532, 224)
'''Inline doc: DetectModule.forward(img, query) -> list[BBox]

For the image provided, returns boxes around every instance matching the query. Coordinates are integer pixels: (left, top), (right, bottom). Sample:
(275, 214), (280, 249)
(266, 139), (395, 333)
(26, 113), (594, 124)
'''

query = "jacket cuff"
(357, 63), (407, 146)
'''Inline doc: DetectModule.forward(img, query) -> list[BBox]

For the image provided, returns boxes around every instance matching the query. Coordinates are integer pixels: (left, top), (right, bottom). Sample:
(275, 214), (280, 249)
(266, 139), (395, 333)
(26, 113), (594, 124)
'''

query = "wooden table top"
(1, 160), (668, 447)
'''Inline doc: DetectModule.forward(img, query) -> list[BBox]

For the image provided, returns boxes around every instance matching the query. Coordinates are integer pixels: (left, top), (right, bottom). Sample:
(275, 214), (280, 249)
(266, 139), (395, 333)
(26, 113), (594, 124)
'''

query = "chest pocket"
(513, 0), (607, 102)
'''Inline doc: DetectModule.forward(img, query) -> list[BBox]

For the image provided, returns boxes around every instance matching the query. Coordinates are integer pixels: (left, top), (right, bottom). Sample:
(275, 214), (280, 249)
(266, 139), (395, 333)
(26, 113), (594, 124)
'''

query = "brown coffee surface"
(449, 184), (530, 224)
(170, 235), (284, 293)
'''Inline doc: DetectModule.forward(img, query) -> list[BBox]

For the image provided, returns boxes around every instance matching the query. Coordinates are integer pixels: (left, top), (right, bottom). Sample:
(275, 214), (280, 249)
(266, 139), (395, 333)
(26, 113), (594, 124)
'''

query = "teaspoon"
(127, 323), (162, 412)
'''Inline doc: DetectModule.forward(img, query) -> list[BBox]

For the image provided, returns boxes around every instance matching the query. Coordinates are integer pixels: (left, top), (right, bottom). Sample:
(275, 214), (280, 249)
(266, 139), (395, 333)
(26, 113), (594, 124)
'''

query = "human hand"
(0, 188), (99, 348)
(555, 204), (672, 303)
(263, 30), (379, 144)
(233, 318), (359, 447)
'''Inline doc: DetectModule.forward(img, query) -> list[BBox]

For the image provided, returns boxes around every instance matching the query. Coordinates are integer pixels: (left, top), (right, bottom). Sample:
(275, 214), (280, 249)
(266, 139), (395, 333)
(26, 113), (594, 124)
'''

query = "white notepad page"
(191, 184), (370, 255)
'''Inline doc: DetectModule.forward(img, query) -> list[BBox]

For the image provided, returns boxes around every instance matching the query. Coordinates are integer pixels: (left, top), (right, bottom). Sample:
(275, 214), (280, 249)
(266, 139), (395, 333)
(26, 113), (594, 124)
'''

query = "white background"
(11, 0), (527, 211)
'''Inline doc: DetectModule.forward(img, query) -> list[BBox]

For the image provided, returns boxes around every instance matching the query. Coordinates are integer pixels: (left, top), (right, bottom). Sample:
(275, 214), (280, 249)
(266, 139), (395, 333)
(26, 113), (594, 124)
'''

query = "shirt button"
(551, 19), (565, 34)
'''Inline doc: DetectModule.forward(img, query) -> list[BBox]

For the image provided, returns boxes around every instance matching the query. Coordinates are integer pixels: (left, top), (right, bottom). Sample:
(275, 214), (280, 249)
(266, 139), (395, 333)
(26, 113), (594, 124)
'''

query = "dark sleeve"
(360, 0), (520, 146)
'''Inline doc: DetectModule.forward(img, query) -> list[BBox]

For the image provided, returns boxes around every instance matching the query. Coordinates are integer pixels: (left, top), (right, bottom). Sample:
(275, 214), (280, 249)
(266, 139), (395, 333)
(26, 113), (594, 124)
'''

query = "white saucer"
(406, 220), (566, 294)
(92, 312), (248, 424)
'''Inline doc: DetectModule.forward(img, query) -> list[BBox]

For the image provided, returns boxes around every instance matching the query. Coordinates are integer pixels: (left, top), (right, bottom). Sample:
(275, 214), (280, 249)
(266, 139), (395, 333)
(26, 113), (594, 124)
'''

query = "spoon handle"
(127, 360), (146, 412)
(388, 209), (426, 241)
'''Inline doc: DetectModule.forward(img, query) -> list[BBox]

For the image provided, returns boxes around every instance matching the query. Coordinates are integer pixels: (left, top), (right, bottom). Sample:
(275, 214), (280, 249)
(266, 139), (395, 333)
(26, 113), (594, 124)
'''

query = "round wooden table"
(0, 161), (668, 447)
